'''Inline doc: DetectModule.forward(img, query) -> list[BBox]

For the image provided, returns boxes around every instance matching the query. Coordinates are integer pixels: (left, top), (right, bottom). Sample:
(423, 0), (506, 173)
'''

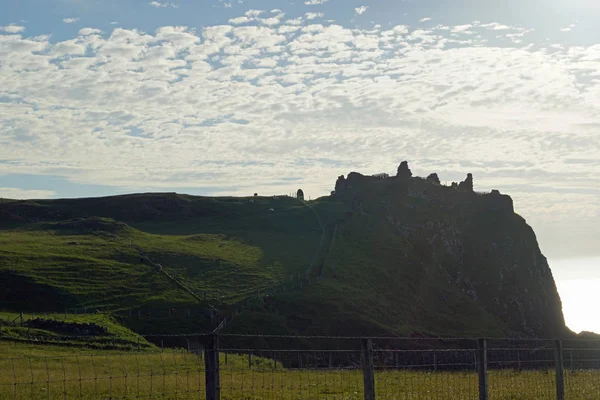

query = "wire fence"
(2, 334), (600, 399)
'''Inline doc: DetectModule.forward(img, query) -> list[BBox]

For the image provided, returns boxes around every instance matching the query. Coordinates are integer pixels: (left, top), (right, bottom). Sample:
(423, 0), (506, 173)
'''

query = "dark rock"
(458, 173), (474, 192)
(426, 173), (441, 185)
(334, 175), (347, 193)
(396, 161), (412, 178)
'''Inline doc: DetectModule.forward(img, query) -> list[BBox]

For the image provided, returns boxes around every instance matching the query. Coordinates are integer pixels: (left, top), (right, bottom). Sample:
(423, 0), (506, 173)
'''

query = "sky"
(1, 0), (599, 333)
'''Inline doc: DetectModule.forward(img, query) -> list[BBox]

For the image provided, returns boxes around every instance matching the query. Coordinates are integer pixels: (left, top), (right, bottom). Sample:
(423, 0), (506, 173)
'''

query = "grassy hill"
(0, 177), (569, 341)
(0, 193), (326, 334)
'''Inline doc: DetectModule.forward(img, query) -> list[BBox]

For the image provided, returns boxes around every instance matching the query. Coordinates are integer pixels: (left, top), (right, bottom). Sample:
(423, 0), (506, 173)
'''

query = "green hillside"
(0, 194), (326, 334)
(0, 176), (569, 341)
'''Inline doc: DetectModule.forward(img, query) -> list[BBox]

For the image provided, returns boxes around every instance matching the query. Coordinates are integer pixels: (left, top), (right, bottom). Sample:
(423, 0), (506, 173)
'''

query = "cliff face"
(323, 173), (567, 338)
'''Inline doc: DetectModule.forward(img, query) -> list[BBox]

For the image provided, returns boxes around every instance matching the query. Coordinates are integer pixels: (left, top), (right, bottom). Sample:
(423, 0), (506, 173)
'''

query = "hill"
(262, 172), (568, 338)
(0, 173), (570, 340)
(0, 194), (325, 333)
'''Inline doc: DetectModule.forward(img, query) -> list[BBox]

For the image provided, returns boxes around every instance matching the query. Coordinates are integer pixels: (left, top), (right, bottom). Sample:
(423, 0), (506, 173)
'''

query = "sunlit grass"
(1, 342), (599, 400)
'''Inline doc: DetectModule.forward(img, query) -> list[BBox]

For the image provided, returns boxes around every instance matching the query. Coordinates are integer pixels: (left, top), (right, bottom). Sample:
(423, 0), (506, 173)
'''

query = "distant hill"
(0, 172), (570, 339)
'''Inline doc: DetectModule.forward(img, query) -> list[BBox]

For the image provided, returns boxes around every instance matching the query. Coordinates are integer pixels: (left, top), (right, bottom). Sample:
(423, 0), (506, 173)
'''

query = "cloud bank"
(0, 12), (599, 257)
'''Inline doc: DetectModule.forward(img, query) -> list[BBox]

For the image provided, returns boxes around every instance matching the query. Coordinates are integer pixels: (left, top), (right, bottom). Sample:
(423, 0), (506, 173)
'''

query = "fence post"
(555, 340), (565, 400)
(137, 338), (141, 352)
(361, 338), (375, 400)
(477, 339), (488, 400)
(204, 334), (220, 400)
(248, 353), (252, 369)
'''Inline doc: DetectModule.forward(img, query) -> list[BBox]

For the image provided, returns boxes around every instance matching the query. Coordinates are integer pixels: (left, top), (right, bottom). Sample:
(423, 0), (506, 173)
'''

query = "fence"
(2, 334), (600, 399)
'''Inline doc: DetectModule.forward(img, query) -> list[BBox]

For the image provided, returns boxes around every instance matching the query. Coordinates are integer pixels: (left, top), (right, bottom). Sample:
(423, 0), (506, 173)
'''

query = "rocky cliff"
(310, 171), (567, 338)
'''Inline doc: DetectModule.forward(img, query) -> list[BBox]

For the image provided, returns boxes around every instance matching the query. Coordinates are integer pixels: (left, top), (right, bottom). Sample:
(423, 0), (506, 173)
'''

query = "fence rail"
(2, 334), (600, 399)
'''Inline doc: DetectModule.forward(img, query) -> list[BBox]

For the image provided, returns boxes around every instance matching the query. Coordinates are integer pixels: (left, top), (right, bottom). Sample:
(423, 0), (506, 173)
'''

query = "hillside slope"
(227, 174), (568, 339)
(0, 194), (323, 333)
(0, 177), (569, 339)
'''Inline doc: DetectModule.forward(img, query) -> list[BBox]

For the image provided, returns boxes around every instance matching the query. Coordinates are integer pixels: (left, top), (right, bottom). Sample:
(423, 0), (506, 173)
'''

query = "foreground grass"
(1, 342), (599, 400)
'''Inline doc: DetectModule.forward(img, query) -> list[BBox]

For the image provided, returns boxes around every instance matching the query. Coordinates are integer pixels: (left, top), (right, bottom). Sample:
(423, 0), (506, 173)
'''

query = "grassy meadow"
(1, 341), (599, 400)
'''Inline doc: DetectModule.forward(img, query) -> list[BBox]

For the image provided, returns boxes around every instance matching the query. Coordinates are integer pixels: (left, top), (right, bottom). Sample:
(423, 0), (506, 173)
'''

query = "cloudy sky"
(1, 0), (599, 331)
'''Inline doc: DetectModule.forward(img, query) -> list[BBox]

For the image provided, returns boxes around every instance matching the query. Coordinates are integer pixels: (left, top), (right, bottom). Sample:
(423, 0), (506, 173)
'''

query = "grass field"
(0, 312), (152, 351)
(1, 341), (599, 400)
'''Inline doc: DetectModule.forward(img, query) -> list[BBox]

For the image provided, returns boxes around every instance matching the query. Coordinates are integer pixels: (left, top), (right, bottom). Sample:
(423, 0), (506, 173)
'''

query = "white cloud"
(259, 17), (283, 26)
(305, 12), (324, 20)
(149, 1), (179, 8)
(286, 18), (304, 26)
(354, 6), (369, 15)
(0, 25), (25, 33)
(0, 188), (56, 199)
(561, 24), (576, 32)
(78, 28), (102, 36)
(420, 17), (432, 22)
(305, 0), (329, 4)
(63, 18), (79, 24)
(245, 9), (264, 17)
(229, 16), (250, 25)
(1, 17), (600, 261)
(451, 24), (472, 33)
(230, 9), (283, 26)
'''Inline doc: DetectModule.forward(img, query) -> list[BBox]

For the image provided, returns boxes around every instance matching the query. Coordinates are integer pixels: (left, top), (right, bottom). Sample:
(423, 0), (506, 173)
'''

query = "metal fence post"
(477, 339), (488, 400)
(204, 334), (220, 400)
(361, 338), (375, 400)
(555, 340), (565, 400)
